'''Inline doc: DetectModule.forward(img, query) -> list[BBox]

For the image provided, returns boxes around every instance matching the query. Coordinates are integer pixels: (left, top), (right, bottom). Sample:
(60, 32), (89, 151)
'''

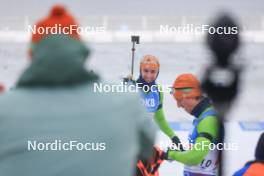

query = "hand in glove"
(171, 136), (185, 151)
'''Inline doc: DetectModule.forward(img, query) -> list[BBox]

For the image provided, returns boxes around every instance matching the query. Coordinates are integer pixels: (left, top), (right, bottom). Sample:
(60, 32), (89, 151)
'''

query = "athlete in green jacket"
(126, 55), (183, 176)
(162, 73), (220, 176)
(133, 54), (182, 145)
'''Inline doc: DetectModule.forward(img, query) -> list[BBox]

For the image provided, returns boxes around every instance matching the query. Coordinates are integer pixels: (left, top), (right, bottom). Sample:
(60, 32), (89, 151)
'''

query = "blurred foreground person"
(233, 133), (264, 176)
(202, 14), (241, 176)
(0, 83), (4, 93)
(0, 5), (155, 176)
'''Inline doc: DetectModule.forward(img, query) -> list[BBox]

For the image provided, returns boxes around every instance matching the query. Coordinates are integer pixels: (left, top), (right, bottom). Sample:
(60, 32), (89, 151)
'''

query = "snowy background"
(0, 0), (263, 175)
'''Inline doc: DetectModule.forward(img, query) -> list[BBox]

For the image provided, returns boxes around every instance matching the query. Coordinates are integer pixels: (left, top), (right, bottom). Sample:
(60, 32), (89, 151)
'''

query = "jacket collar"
(191, 97), (212, 118)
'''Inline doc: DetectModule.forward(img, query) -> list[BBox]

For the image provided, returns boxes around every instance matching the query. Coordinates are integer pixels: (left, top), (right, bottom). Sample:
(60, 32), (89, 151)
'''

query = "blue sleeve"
(233, 164), (251, 176)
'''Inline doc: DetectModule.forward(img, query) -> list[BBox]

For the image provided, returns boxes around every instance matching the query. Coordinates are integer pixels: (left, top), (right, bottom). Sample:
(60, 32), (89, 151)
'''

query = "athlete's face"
(141, 67), (158, 83)
(176, 97), (198, 114)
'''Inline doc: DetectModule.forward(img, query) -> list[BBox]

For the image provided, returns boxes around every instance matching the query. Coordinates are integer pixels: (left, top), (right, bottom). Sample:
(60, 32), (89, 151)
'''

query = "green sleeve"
(154, 108), (176, 138)
(168, 116), (219, 165)
(154, 89), (176, 138)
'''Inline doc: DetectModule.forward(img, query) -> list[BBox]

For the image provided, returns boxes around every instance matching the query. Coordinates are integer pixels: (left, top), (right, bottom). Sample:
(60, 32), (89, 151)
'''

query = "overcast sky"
(0, 0), (263, 18)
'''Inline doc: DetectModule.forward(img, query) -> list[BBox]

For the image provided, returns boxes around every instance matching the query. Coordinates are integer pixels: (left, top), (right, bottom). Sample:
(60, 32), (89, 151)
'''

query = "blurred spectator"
(0, 5), (155, 176)
(0, 83), (4, 93)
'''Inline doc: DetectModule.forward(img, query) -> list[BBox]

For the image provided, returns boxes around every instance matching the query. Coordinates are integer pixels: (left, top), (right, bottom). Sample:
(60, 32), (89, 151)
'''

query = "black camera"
(131, 36), (140, 44)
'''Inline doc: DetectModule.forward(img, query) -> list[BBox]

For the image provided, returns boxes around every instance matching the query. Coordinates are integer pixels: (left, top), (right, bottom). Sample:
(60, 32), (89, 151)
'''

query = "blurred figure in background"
(233, 132), (264, 176)
(0, 5), (155, 176)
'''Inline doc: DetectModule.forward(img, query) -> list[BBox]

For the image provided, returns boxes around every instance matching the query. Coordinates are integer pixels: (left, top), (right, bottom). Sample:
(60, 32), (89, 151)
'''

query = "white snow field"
(0, 41), (263, 175)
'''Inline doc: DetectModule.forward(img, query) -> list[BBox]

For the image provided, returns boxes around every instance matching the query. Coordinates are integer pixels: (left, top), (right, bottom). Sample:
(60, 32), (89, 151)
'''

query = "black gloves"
(156, 136), (184, 161)
(160, 149), (169, 160)
(171, 136), (184, 151)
